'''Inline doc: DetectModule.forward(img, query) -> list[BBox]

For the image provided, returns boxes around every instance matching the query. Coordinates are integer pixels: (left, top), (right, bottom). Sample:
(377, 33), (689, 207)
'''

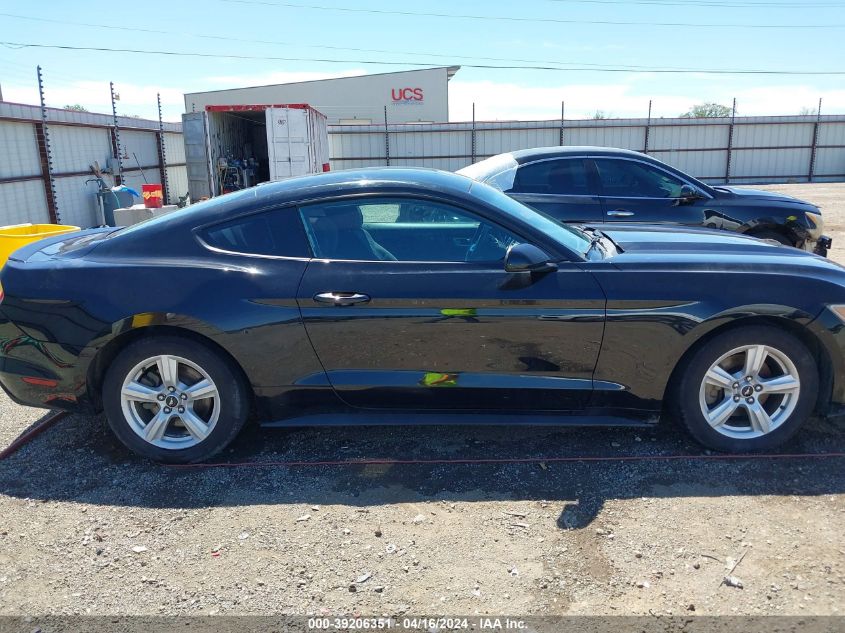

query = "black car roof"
(233, 167), (475, 209)
(458, 146), (715, 196)
(509, 146), (649, 163)
(104, 167), (479, 242)
(257, 167), (473, 197)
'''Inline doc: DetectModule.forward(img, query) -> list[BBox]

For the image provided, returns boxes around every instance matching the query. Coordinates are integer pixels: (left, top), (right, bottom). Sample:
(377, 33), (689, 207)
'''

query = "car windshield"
(457, 154), (519, 192)
(469, 180), (592, 256)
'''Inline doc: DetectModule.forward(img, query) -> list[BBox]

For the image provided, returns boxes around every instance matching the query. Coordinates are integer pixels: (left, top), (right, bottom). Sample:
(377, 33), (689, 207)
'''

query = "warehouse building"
(183, 66), (460, 124)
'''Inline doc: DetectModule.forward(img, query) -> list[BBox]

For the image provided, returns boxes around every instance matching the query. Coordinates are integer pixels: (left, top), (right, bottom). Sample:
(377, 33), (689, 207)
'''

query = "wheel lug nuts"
(168, 386), (176, 393)
(733, 396), (740, 402)
(178, 406), (185, 414)
(157, 394), (165, 401)
(180, 393), (188, 400)
(745, 376), (753, 382)
(746, 397), (754, 404)
(754, 385), (762, 392)
(732, 382), (739, 389)
(163, 407), (172, 414)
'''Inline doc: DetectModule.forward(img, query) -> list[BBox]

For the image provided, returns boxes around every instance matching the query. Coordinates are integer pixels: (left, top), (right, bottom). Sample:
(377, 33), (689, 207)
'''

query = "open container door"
(266, 107), (310, 181)
(182, 111), (213, 200)
(313, 109), (330, 171)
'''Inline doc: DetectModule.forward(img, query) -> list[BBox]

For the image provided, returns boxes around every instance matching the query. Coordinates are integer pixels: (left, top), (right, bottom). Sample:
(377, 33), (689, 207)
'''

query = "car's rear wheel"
(676, 325), (817, 452)
(102, 336), (250, 463)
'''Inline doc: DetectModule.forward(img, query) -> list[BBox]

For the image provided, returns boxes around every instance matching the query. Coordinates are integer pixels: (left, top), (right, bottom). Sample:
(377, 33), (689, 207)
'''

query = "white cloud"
(2, 81), (185, 121)
(0, 70), (368, 122)
(449, 78), (845, 121)
(3, 71), (843, 124)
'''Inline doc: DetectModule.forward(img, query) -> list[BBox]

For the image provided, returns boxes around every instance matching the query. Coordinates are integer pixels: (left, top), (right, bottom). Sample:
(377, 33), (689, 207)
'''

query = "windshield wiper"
(580, 226), (607, 256)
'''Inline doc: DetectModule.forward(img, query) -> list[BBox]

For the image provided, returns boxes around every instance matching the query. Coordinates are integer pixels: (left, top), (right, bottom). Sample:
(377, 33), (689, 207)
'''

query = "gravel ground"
(1, 183), (844, 619)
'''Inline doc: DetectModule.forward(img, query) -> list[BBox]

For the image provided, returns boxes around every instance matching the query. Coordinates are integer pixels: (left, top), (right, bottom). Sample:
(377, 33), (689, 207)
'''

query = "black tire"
(676, 325), (818, 452)
(750, 230), (795, 247)
(102, 335), (250, 463)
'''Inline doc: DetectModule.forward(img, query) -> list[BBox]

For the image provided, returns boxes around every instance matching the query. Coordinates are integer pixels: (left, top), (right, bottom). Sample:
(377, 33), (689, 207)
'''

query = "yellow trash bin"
(0, 223), (80, 270)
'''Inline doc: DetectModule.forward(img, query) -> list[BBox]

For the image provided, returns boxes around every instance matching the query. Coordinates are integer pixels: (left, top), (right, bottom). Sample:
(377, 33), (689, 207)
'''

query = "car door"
(593, 157), (705, 225)
(295, 195), (606, 412)
(503, 158), (604, 224)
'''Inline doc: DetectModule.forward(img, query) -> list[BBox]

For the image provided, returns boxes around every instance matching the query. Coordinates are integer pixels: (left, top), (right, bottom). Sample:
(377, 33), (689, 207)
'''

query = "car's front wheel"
(677, 325), (818, 452)
(102, 336), (250, 463)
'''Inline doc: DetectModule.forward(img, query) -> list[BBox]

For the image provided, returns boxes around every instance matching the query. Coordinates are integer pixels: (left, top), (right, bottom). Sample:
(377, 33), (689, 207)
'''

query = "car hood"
(716, 186), (813, 206)
(593, 223), (843, 273)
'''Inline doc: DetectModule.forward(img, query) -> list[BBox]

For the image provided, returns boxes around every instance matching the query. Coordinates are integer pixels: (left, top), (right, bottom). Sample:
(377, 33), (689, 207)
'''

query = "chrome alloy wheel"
(120, 355), (220, 450)
(699, 344), (800, 439)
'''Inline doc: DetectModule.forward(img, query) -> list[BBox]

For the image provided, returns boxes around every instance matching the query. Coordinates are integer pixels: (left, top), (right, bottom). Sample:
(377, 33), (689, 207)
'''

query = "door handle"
(313, 292), (371, 306)
(607, 209), (635, 217)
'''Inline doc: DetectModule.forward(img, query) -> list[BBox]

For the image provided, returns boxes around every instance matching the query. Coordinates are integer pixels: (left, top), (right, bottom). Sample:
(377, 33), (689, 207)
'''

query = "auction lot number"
(307, 617), (473, 629)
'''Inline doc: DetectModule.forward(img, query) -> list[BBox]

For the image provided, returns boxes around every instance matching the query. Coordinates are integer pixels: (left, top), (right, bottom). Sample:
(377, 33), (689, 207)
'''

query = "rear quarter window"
(200, 208), (310, 257)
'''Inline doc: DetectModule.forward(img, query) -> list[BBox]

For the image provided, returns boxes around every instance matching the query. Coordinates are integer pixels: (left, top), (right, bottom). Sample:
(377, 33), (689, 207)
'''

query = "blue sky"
(0, 0), (843, 122)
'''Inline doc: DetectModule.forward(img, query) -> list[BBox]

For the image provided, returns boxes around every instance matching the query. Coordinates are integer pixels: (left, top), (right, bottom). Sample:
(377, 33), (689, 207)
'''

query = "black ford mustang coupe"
(458, 147), (831, 256)
(1, 168), (844, 463)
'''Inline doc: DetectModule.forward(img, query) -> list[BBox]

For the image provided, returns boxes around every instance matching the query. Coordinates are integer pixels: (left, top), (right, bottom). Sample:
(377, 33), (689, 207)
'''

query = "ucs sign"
(391, 88), (424, 103)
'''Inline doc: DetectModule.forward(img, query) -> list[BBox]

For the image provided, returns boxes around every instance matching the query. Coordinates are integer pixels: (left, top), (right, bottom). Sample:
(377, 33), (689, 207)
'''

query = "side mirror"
(505, 243), (558, 274)
(679, 184), (701, 200)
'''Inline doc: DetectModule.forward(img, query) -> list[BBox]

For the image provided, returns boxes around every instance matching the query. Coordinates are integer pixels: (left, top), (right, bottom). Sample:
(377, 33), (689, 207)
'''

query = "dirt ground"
(1, 183), (844, 620)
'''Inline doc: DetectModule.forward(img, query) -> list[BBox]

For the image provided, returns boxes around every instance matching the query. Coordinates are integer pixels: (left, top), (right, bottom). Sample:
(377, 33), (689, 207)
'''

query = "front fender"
(738, 219), (808, 245)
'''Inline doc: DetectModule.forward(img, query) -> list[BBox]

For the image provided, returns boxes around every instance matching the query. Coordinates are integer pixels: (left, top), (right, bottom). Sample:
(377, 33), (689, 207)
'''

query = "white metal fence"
(328, 114), (845, 184)
(0, 101), (186, 228)
(2, 106), (844, 230)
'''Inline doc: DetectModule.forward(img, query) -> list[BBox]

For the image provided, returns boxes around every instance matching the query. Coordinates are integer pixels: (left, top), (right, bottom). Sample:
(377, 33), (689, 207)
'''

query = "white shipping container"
(182, 104), (329, 200)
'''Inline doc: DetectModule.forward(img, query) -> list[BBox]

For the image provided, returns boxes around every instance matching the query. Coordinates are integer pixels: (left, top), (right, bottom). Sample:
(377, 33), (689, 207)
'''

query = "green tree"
(63, 104), (88, 112)
(680, 102), (733, 118)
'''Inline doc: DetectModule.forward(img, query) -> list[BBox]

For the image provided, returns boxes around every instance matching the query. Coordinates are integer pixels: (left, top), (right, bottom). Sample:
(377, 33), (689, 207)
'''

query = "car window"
(508, 159), (592, 196)
(201, 208), (310, 257)
(299, 197), (523, 263)
(594, 158), (685, 199)
(358, 201), (467, 224)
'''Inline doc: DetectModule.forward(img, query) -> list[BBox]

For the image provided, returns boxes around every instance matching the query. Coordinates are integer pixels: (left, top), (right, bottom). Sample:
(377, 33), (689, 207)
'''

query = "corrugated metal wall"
(0, 120), (48, 224)
(3, 106), (844, 231)
(0, 102), (187, 229)
(329, 114), (845, 184)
